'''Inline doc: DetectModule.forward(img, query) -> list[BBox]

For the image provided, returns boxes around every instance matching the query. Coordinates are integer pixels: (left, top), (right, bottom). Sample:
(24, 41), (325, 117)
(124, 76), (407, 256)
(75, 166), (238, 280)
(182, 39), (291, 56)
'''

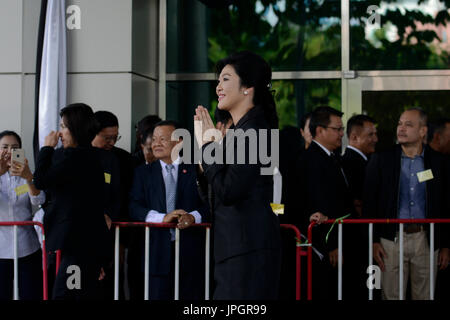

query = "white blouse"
(0, 172), (45, 259)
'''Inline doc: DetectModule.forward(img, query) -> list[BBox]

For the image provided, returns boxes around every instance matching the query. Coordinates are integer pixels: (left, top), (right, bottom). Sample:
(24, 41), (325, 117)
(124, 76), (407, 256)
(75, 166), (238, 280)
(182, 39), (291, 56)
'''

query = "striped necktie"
(165, 164), (176, 213)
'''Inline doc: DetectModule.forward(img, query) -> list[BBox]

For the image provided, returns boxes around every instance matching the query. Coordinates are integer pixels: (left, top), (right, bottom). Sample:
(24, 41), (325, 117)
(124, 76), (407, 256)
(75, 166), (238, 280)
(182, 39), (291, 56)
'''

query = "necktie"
(165, 164), (176, 213)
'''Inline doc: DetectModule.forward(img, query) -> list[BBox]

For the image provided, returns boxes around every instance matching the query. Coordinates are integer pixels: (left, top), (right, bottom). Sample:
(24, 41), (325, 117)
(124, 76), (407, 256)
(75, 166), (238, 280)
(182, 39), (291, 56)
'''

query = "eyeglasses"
(325, 126), (345, 133)
(101, 134), (121, 143)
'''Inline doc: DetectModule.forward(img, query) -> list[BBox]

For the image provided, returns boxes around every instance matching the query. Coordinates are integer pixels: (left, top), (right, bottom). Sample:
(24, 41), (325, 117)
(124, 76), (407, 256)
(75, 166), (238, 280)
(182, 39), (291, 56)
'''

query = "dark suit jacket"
(342, 147), (368, 201)
(129, 160), (208, 297)
(297, 141), (354, 252)
(363, 144), (450, 248)
(33, 146), (111, 263)
(111, 147), (134, 222)
(201, 106), (281, 263)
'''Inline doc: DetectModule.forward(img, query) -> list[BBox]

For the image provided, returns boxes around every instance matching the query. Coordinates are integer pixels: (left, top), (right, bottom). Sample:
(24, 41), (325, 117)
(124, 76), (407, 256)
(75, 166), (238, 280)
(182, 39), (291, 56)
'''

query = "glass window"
(362, 90), (450, 151)
(167, 0), (341, 73)
(166, 79), (341, 131)
(351, 0), (450, 70)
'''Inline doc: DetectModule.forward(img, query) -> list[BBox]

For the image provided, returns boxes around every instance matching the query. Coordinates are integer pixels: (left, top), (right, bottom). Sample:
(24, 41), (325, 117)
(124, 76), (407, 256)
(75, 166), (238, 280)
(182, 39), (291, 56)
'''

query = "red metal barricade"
(306, 218), (450, 300)
(0, 221), (48, 300)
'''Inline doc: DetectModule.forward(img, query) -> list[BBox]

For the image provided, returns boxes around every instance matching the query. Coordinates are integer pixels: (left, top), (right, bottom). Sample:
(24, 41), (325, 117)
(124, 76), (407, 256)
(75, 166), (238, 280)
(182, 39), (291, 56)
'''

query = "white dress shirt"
(0, 172), (46, 258)
(145, 158), (202, 241)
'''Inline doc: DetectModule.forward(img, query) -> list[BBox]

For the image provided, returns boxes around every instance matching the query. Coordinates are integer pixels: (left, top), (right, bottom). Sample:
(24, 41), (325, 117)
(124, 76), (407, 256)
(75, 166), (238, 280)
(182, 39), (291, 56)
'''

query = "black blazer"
(363, 144), (450, 248)
(201, 106), (281, 263)
(33, 146), (111, 262)
(129, 160), (209, 276)
(296, 141), (354, 252)
(342, 147), (368, 201)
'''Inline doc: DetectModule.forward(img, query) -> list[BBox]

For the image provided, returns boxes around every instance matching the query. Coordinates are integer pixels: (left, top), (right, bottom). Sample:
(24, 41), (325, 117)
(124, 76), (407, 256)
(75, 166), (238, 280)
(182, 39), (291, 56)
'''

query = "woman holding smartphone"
(0, 131), (45, 300)
(194, 51), (281, 299)
(33, 103), (110, 300)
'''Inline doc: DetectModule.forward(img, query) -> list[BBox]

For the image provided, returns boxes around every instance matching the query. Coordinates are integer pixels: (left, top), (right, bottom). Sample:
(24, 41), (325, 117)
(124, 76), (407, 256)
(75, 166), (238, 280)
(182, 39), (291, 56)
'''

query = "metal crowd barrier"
(111, 222), (305, 300)
(0, 221), (48, 300)
(306, 218), (450, 300)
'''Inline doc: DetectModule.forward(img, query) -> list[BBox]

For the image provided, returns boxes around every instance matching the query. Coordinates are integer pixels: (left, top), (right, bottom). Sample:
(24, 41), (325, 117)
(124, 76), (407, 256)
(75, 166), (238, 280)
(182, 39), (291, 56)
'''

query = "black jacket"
(363, 144), (450, 248)
(296, 141), (354, 252)
(342, 147), (368, 201)
(34, 146), (111, 262)
(201, 106), (281, 263)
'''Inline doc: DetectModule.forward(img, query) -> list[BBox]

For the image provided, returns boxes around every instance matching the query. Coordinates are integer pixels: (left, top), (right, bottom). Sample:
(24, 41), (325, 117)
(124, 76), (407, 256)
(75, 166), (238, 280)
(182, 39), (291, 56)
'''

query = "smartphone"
(11, 148), (25, 165)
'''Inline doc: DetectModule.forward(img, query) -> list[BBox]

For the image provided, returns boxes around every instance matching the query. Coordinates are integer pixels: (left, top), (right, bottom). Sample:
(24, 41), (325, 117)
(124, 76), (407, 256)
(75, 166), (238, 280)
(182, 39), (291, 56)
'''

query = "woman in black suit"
(33, 103), (110, 300)
(194, 51), (281, 300)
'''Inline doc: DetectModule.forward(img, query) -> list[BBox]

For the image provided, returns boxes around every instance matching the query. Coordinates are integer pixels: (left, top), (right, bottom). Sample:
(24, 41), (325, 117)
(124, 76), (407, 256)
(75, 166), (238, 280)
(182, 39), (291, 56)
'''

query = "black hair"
(216, 51), (278, 129)
(153, 120), (181, 132)
(309, 106), (344, 138)
(0, 130), (22, 148)
(135, 114), (162, 152)
(346, 114), (376, 138)
(94, 111), (119, 131)
(214, 108), (232, 124)
(299, 112), (312, 131)
(59, 103), (99, 147)
(427, 118), (450, 143)
(141, 128), (153, 145)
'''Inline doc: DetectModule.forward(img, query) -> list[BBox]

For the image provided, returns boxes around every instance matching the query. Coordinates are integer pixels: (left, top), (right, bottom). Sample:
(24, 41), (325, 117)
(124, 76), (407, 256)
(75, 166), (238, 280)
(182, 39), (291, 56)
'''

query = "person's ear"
(420, 125), (428, 139)
(242, 87), (254, 96)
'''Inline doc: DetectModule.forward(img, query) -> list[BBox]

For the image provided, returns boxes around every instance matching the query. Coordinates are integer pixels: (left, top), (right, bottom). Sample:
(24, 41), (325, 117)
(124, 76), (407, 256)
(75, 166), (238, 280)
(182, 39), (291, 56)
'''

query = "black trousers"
(213, 248), (281, 300)
(0, 249), (43, 300)
(52, 252), (103, 300)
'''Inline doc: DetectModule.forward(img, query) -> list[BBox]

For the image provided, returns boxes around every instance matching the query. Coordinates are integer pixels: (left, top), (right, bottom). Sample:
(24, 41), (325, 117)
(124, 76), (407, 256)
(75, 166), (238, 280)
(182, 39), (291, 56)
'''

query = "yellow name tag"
(417, 169), (433, 183)
(14, 184), (29, 196)
(104, 173), (111, 184)
(270, 203), (284, 215)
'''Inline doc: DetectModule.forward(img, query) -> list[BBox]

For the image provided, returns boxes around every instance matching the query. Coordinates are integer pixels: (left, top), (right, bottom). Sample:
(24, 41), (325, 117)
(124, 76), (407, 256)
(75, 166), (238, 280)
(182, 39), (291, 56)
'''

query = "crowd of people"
(0, 51), (449, 300)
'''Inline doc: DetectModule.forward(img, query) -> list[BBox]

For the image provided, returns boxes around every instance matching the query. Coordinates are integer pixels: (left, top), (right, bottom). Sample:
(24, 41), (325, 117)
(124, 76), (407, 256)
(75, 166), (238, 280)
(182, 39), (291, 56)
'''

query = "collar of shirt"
(401, 146), (425, 159)
(347, 145), (368, 161)
(159, 157), (181, 181)
(313, 140), (332, 156)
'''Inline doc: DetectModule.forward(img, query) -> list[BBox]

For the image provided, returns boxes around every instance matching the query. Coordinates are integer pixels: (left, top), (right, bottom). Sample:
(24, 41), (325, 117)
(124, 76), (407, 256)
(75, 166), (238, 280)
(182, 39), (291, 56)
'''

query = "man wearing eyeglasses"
(296, 106), (354, 300)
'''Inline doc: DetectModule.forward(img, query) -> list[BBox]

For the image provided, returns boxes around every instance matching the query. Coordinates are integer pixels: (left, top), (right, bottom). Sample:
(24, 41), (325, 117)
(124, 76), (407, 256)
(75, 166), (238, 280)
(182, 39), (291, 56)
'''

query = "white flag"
(38, 0), (67, 148)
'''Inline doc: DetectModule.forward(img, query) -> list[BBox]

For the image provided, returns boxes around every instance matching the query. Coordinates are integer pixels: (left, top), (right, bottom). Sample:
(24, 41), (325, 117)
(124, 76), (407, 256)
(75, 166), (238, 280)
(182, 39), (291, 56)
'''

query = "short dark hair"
(136, 115), (162, 135)
(141, 128), (153, 145)
(60, 103), (99, 147)
(405, 107), (427, 126)
(153, 120), (180, 133)
(134, 114), (162, 152)
(215, 108), (232, 124)
(309, 106), (343, 138)
(427, 118), (450, 143)
(346, 114), (376, 138)
(299, 112), (312, 131)
(0, 130), (22, 148)
(94, 111), (119, 131)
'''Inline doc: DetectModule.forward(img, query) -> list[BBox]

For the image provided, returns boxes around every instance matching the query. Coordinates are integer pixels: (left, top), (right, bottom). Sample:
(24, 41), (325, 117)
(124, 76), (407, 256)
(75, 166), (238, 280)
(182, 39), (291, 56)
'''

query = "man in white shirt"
(129, 120), (208, 300)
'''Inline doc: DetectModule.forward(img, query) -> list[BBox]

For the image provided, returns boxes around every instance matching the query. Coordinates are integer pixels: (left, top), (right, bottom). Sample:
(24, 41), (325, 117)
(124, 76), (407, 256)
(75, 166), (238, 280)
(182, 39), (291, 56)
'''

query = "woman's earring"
(244, 90), (248, 95)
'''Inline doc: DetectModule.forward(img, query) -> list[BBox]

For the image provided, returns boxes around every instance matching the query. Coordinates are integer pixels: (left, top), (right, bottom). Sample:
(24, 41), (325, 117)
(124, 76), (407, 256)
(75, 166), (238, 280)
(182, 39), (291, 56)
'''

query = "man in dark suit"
(341, 114), (378, 299)
(297, 106), (354, 299)
(129, 120), (208, 300)
(364, 108), (450, 300)
(342, 114), (378, 215)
